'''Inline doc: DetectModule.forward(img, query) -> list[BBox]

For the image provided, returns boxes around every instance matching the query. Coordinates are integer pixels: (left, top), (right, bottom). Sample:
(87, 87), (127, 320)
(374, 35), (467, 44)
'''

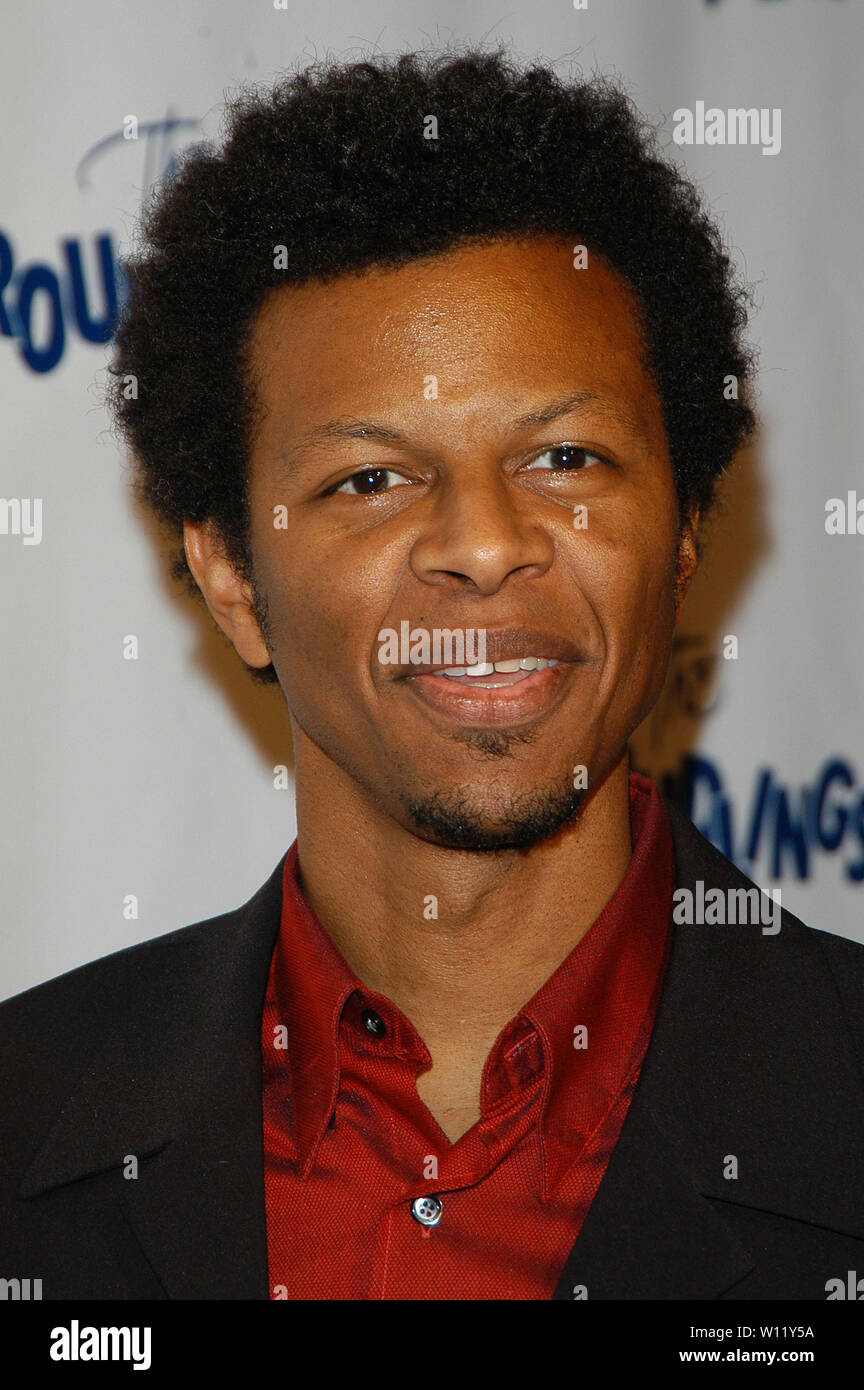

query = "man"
(2, 50), (863, 1301)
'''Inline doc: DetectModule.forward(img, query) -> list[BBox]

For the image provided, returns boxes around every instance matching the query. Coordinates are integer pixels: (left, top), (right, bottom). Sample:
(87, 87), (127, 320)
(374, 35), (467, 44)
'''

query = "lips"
(389, 626), (589, 728)
(388, 627), (586, 679)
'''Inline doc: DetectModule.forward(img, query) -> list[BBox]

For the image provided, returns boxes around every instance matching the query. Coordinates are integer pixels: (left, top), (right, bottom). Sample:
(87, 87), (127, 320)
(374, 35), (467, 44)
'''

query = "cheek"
(252, 516), (397, 705)
(270, 561), (355, 662)
(574, 510), (679, 664)
(624, 538), (681, 693)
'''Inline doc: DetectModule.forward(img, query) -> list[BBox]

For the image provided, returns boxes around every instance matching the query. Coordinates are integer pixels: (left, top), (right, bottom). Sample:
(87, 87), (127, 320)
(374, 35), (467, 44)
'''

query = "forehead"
(247, 234), (662, 444)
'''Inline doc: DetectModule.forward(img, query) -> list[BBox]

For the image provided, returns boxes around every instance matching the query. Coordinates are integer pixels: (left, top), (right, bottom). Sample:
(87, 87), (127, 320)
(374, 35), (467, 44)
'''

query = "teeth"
(439, 664), (493, 676)
(438, 657), (560, 676)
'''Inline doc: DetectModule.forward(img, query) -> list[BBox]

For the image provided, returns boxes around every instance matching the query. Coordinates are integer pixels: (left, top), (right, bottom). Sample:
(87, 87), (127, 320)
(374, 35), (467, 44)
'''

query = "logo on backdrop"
(633, 634), (864, 884)
(671, 754), (864, 885)
(0, 111), (200, 373)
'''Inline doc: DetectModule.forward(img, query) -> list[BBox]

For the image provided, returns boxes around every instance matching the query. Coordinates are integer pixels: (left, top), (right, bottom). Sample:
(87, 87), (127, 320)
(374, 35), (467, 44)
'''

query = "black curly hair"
(108, 47), (757, 685)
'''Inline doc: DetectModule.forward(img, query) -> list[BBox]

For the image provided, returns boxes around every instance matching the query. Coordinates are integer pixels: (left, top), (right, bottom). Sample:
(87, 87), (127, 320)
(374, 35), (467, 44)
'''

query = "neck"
(292, 737), (633, 1058)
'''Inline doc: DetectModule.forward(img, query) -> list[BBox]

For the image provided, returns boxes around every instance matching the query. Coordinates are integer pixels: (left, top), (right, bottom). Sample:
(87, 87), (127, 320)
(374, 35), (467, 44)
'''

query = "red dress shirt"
(261, 770), (674, 1300)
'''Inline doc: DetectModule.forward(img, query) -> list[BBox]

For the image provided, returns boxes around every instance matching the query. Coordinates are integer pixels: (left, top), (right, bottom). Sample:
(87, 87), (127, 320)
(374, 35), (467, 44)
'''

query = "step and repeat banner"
(2, 0), (862, 999)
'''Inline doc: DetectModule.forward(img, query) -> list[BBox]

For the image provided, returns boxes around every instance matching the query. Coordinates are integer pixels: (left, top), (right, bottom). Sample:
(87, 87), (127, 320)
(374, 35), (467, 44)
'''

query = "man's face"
(238, 234), (695, 849)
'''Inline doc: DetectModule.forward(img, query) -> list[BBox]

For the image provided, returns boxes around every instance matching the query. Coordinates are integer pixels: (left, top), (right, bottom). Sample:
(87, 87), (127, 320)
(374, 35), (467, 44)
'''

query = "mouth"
(406, 661), (573, 726)
(392, 628), (589, 728)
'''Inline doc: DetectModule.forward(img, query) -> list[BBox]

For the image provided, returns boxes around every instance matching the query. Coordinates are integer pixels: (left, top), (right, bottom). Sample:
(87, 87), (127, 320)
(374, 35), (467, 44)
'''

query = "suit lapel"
(551, 1092), (755, 1299)
(552, 796), (755, 1298)
(553, 798), (864, 1299)
(20, 857), (286, 1299)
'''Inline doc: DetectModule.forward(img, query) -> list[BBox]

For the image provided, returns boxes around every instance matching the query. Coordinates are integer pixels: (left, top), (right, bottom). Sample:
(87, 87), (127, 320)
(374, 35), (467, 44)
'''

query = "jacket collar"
(20, 801), (864, 1300)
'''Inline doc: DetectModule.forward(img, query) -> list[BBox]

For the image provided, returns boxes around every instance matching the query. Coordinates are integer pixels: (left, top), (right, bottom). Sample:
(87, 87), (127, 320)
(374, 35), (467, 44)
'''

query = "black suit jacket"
(2, 800), (864, 1300)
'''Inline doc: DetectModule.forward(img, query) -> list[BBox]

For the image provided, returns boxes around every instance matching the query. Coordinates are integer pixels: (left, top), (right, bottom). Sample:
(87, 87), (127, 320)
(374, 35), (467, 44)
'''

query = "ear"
(673, 503), (701, 621)
(182, 520), (273, 669)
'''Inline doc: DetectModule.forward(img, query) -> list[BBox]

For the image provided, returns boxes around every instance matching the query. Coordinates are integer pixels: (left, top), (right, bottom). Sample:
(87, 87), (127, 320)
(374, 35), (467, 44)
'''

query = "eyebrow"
(287, 391), (642, 455)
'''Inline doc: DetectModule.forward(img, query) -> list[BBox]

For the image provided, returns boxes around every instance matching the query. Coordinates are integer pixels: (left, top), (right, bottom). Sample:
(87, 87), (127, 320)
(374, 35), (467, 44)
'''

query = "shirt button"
(411, 1195), (443, 1227)
(361, 1008), (387, 1038)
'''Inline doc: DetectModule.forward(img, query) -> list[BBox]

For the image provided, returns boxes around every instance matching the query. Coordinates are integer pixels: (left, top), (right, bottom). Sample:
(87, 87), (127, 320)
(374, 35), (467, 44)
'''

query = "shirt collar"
(271, 770), (674, 1191)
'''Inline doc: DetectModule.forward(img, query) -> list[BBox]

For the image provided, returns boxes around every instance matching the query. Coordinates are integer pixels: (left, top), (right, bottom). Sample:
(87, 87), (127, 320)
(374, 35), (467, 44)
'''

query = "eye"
(331, 467), (411, 495)
(524, 444), (605, 472)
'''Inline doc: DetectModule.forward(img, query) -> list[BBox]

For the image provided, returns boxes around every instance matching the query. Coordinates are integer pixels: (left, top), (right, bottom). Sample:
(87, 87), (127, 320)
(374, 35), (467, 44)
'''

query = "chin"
(403, 781), (588, 852)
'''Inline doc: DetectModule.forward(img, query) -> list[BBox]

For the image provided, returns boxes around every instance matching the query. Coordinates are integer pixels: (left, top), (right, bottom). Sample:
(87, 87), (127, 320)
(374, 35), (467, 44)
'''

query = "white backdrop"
(2, 0), (863, 1001)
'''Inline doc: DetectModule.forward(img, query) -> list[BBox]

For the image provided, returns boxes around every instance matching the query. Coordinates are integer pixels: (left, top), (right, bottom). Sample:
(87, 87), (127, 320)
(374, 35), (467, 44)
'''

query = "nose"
(409, 471), (555, 596)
